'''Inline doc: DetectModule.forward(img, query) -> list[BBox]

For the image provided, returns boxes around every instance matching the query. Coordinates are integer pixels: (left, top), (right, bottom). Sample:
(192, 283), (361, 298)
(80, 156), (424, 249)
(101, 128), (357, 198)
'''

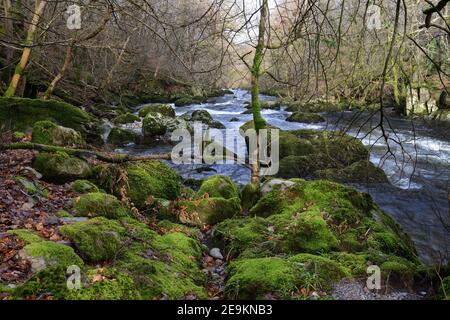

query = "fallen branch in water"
(0, 142), (171, 163)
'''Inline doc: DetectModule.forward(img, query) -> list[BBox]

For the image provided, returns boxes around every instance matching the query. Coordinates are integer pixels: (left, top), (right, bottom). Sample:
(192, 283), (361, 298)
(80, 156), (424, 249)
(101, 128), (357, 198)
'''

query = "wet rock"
(32, 120), (84, 147)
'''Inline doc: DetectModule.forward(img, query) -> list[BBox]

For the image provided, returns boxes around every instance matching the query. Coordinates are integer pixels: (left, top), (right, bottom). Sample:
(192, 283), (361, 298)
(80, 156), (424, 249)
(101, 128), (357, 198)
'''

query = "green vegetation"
(72, 192), (130, 219)
(197, 175), (240, 199)
(32, 120), (84, 146)
(33, 151), (91, 183)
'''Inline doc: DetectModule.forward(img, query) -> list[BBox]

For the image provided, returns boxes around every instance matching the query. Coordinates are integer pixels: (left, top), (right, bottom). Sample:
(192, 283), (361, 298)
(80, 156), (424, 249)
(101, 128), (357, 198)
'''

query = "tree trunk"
(43, 43), (74, 100)
(4, 0), (47, 97)
(250, 0), (268, 185)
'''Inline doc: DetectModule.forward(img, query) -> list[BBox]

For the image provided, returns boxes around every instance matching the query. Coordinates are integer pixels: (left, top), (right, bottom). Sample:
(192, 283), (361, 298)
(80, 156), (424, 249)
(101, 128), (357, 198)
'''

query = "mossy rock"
(15, 176), (48, 197)
(93, 161), (181, 209)
(71, 180), (100, 194)
(215, 180), (418, 266)
(19, 241), (84, 273)
(284, 100), (343, 113)
(177, 197), (241, 226)
(314, 160), (389, 183)
(142, 112), (168, 137)
(114, 219), (207, 299)
(286, 112), (326, 123)
(174, 95), (207, 106)
(32, 120), (84, 147)
(33, 151), (91, 183)
(225, 257), (301, 299)
(60, 217), (126, 263)
(72, 192), (130, 219)
(112, 113), (140, 125)
(157, 220), (201, 239)
(241, 183), (261, 212)
(278, 132), (315, 159)
(7, 229), (44, 245)
(0, 97), (93, 134)
(107, 128), (139, 145)
(138, 104), (175, 118)
(188, 110), (225, 129)
(67, 268), (141, 300)
(197, 175), (240, 199)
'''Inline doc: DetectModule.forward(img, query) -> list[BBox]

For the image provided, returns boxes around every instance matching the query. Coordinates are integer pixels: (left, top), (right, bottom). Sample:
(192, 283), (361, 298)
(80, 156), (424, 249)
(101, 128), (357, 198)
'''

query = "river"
(117, 89), (450, 265)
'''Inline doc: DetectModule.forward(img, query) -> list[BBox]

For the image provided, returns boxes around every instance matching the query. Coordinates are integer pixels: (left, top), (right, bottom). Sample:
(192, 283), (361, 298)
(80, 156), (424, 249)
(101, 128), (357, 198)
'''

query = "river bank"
(0, 91), (449, 300)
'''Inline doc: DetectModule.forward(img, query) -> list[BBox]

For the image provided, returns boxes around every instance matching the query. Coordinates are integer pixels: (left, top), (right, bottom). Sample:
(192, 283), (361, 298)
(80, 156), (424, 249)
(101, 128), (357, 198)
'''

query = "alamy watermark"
(366, 265), (381, 290)
(66, 4), (81, 30)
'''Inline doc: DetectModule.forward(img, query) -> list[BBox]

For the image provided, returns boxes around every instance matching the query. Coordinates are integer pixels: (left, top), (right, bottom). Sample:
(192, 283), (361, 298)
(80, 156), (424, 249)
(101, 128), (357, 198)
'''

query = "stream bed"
(117, 89), (450, 265)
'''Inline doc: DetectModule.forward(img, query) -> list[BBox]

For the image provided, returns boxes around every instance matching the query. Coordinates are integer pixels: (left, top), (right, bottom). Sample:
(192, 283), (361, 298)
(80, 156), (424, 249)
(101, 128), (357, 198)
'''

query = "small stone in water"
(209, 248), (224, 260)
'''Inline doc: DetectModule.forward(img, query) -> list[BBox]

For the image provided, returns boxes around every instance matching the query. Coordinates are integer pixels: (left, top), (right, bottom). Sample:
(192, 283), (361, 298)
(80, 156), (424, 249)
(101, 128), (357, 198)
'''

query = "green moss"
(269, 208), (339, 253)
(23, 241), (84, 270)
(108, 128), (139, 145)
(142, 112), (168, 137)
(33, 152), (91, 183)
(13, 131), (25, 139)
(380, 256), (418, 283)
(60, 217), (126, 263)
(174, 95), (207, 106)
(177, 197), (241, 226)
(72, 192), (130, 219)
(225, 257), (301, 299)
(56, 210), (72, 218)
(326, 252), (368, 276)
(112, 113), (140, 125)
(138, 104), (175, 118)
(72, 179), (99, 194)
(288, 253), (351, 291)
(7, 229), (43, 244)
(287, 112), (326, 123)
(32, 120), (83, 146)
(241, 183), (261, 212)
(315, 160), (388, 183)
(157, 220), (200, 238)
(197, 175), (240, 199)
(279, 132), (315, 159)
(93, 161), (181, 209)
(214, 217), (269, 257)
(15, 176), (48, 197)
(13, 266), (71, 300)
(249, 188), (287, 218)
(67, 268), (141, 300)
(0, 97), (93, 134)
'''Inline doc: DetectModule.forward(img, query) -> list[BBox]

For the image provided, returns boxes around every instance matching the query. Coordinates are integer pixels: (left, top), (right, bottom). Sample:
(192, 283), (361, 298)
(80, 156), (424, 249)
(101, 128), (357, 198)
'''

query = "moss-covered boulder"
(93, 161), (181, 209)
(189, 110), (225, 129)
(315, 160), (389, 183)
(197, 175), (240, 199)
(215, 179), (418, 264)
(142, 112), (168, 137)
(138, 104), (175, 118)
(19, 241), (84, 273)
(72, 193), (130, 219)
(0, 97), (93, 134)
(287, 112), (326, 123)
(71, 180), (100, 194)
(277, 130), (369, 180)
(177, 197), (241, 226)
(33, 151), (91, 183)
(107, 128), (139, 145)
(174, 95), (207, 106)
(112, 113), (140, 125)
(60, 217), (126, 262)
(32, 120), (84, 147)
(284, 100), (343, 113)
(114, 218), (207, 299)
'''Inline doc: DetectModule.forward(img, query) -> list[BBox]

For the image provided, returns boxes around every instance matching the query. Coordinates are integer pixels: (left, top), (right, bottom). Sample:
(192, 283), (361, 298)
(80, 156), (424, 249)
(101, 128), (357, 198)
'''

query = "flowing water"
(118, 89), (450, 265)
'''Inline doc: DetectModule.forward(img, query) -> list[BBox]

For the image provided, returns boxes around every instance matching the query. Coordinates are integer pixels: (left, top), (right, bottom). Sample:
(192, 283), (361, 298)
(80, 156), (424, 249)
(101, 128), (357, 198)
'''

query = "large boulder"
(33, 151), (91, 183)
(93, 161), (181, 209)
(286, 112), (326, 123)
(72, 192), (130, 219)
(107, 128), (139, 145)
(315, 160), (389, 183)
(32, 120), (84, 147)
(214, 180), (419, 298)
(176, 197), (241, 226)
(112, 113), (140, 125)
(189, 110), (225, 129)
(142, 112), (168, 137)
(0, 97), (93, 135)
(197, 175), (240, 199)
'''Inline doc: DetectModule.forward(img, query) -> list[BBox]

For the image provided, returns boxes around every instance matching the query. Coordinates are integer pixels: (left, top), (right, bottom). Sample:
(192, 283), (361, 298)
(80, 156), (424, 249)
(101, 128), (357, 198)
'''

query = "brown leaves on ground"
(0, 234), (31, 284)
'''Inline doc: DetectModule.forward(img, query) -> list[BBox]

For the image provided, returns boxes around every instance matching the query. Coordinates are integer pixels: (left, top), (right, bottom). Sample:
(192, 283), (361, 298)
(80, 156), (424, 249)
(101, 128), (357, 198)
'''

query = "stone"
(209, 248), (224, 260)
